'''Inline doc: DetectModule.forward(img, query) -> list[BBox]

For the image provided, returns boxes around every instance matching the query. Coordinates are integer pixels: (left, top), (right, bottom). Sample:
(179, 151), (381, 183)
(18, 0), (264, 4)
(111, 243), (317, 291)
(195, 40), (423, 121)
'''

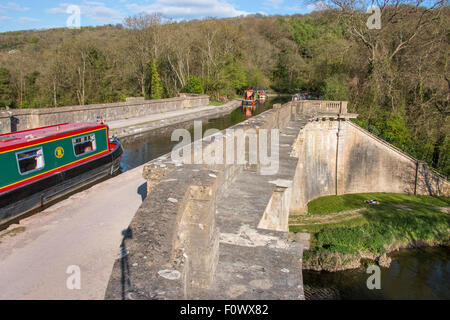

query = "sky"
(0, 0), (321, 32)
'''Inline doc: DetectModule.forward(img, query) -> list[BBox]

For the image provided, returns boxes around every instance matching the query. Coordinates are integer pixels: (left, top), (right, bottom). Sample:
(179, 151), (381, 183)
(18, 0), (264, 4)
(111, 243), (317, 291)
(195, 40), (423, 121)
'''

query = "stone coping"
(105, 101), (297, 299)
(2, 95), (209, 116)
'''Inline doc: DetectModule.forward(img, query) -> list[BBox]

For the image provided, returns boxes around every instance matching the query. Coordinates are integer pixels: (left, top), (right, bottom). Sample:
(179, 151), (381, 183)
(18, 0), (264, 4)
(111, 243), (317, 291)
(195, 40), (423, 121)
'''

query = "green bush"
(321, 74), (348, 101)
(184, 76), (204, 94)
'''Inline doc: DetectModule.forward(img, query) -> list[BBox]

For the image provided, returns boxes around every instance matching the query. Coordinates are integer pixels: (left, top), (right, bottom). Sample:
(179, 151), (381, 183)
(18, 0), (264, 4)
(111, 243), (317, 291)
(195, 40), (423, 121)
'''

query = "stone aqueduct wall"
(105, 102), (294, 300)
(290, 115), (449, 214)
(105, 99), (449, 300)
(0, 95), (209, 134)
(0, 114), (9, 134)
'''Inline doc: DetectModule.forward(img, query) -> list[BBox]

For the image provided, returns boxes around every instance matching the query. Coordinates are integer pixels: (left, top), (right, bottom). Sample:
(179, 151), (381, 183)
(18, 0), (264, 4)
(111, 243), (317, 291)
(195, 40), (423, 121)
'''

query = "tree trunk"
(432, 135), (444, 169)
(53, 79), (57, 107)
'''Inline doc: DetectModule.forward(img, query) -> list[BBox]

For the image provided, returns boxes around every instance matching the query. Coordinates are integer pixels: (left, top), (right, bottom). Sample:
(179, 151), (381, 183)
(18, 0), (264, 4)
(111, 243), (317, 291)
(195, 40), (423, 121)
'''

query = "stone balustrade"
(296, 100), (348, 115)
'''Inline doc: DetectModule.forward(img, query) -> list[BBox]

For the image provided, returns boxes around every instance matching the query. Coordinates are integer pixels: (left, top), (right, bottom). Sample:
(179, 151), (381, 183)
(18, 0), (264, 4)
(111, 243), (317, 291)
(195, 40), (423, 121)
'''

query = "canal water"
(119, 97), (289, 172)
(304, 247), (450, 300)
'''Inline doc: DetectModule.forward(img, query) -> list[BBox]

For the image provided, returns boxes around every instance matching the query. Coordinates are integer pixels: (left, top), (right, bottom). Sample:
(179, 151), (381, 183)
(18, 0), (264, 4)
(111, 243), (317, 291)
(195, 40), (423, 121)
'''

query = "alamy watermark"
(66, 265), (81, 290)
(170, 121), (280, 175)
(66, 5), (81, 29)
(367, 5), (382, 30)
(366, 265), (381, 290)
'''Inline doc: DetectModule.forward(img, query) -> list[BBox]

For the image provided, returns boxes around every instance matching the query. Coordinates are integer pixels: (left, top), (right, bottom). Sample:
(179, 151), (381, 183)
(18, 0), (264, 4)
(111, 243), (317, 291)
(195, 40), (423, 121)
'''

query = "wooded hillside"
(0, 3), (448, 176)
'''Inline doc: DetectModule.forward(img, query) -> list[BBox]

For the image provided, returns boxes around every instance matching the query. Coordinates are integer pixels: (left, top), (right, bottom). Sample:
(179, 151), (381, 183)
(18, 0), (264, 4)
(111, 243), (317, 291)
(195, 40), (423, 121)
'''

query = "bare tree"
(124, 13), (163, 97)
(311, 0), (446, 64)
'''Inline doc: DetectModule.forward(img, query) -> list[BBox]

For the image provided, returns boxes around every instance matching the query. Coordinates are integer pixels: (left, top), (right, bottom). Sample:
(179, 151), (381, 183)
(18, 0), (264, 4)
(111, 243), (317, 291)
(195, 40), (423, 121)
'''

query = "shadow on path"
(137, 182), (147, 202)
(119, 228), (133, 300)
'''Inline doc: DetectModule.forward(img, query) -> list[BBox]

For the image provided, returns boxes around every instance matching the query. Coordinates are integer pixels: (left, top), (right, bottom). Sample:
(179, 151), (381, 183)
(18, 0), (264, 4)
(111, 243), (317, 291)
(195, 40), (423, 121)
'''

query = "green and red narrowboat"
(0, 122), (123, 226)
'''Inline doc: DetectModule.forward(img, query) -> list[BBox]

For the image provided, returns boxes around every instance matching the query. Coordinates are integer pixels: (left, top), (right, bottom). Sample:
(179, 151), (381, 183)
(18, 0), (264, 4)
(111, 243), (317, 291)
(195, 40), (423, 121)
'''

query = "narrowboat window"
(16, 148), (45, 175)
(73, 134), (97, 156)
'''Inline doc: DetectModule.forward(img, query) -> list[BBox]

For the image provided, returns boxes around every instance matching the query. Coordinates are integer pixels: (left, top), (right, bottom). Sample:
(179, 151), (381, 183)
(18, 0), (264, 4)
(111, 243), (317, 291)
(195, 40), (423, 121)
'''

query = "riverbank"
(289, 193), (450, 272)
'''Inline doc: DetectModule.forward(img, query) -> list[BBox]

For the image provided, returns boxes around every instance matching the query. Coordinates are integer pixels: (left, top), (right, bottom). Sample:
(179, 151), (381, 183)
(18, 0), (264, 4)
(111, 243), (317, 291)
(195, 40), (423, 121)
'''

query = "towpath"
(0, 164), (145, 299)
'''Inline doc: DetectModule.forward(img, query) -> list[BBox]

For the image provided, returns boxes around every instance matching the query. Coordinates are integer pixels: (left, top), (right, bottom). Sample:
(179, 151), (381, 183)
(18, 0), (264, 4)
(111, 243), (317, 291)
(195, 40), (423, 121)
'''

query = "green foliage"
(224, 58), (247, 93)
(148, 59), (163, 99)
(357, 109), (416, 157)
(283, 17), (344, 58)
(298, 193), (450, 259)
(440, 139), (450, 178)
(22, 71), (40, 108)
(321, 74), (348, 101)
(184, 76), (203, 94)
(0, 67), (12, 107)
(382, 114), (414, 151)
(271, 47), (305, 93)
(246, 68), (264, 89)
(204, 54), (248, 99)
(220, 54), (248, 97)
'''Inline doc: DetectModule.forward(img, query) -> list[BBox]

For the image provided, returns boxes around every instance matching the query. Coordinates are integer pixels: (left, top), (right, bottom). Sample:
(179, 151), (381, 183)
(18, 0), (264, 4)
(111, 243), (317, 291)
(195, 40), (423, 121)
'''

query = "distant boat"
(257, 89), (266, 103)
(242, 89), (255, 105)
(0, 122), (123, 226)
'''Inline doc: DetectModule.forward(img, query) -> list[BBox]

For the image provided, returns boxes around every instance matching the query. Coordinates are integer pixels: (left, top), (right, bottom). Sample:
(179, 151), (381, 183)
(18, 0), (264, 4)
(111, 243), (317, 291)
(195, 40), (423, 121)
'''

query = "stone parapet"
(105, 101), (298, 299)
(0, 94), (209, 134)
(0, 111), (11, 134)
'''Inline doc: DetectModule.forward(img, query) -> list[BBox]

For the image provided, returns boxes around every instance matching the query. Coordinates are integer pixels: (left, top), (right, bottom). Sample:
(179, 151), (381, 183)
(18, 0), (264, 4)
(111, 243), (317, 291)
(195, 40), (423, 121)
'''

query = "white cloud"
(0, 2), (30, 12)
(265, 0), (284, 9)
(84, 1), (106, 5)
(46, 1), (123, 22)
(306, 1), (328, 11)
(19, 17), (40, 23)
(0, 16), (12, 22)
(126, 0), (247, 20)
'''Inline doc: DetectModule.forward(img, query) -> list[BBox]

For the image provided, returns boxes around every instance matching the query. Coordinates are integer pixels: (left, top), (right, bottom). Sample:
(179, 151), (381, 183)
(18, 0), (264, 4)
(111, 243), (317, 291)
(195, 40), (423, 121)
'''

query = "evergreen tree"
(0, 67), (12, 107)
(149, 59), (163, 99)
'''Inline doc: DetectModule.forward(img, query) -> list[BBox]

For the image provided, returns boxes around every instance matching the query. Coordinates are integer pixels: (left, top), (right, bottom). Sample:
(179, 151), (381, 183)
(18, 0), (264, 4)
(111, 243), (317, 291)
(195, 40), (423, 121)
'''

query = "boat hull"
(0, 138), (123, 227)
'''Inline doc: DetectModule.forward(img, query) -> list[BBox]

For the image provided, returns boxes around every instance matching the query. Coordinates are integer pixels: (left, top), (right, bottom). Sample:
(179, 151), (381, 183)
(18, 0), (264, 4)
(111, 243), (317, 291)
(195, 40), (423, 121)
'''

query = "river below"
(304, 247), (450, 300)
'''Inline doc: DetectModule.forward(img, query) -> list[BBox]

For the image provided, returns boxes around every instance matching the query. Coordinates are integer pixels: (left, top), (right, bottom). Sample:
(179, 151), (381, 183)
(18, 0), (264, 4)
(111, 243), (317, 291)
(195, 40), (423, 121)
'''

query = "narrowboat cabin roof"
(0, 123), (107, 153)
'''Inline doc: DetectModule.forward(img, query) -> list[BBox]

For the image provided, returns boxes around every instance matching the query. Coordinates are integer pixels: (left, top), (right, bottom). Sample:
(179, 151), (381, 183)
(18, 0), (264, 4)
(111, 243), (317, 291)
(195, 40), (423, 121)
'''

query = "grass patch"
(290, 216), (368, 234)
(307, 193), (449, 215)
(294, 193), (450, 271)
